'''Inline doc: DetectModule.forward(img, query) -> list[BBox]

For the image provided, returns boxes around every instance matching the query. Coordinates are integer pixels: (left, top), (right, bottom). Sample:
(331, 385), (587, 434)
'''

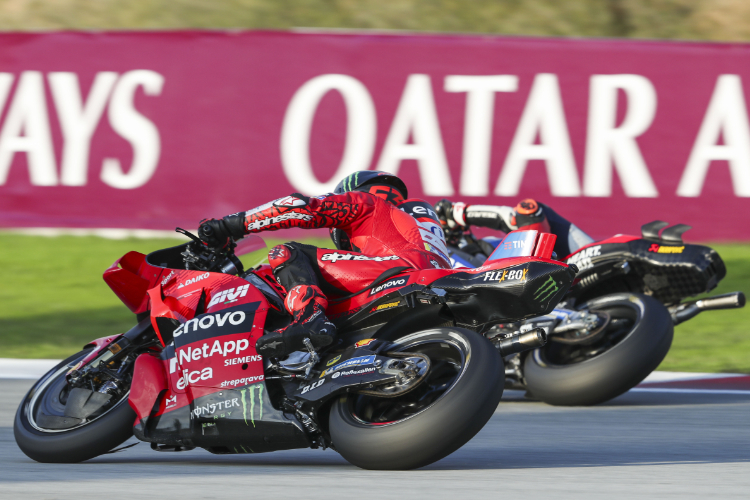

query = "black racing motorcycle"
(447, 220), (745, 406)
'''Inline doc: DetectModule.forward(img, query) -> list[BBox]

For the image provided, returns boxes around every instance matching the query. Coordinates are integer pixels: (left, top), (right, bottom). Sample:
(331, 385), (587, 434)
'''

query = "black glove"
(434, 199), (455, 229)
(198, 219), (231, 247)
(198, 213), (246, 247)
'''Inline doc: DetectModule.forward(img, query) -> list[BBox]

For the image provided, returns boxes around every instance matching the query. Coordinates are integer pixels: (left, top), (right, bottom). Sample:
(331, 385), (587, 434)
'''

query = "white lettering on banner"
(101, 70), (164, 189)
(496, 74), (581, 197)
(49, 72), (118, 186)
(678, 75), (750, 197)
(583, 74), (658, 197)
(444, 75), (519, 196)
(281, 74), (376, 194)
(0, 72), (57, 186)
(376, 74), (455, 196)
(0, 70), (164, 188)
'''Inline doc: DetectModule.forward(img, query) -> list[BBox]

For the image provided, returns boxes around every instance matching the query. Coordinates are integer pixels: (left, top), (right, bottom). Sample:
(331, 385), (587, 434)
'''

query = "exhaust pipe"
(671, 292), (746, 325)
(496, 328), (547, 356)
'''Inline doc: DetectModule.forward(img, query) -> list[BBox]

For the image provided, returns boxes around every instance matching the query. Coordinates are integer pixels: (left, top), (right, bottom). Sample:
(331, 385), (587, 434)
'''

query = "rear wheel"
(14, 348), (136, 463)
(523, 293), (673, 406)
(329, 327), (504, 470)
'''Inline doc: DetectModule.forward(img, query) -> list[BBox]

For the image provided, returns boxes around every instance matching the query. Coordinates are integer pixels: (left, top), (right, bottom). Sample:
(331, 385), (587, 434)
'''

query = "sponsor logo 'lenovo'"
(369, 278), (407, 295)
(173, 310), (247, 338)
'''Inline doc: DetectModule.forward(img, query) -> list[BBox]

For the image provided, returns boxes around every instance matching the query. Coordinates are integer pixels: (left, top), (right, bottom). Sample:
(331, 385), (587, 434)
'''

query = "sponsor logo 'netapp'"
(171, 339), (256, 372)
(369, 278), (407, 295)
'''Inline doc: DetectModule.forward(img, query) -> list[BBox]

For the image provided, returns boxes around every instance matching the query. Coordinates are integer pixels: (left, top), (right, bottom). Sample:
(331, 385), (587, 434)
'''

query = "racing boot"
(255, 284), (336, 358)
(512, 198), (551, 233)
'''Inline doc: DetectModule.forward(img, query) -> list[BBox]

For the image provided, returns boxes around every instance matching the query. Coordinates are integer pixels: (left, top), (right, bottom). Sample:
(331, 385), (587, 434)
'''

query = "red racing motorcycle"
(15, 228), (576, 469)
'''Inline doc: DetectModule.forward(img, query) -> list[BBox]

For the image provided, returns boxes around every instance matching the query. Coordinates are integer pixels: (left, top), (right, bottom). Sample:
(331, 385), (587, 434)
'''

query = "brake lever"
(175, 227), (203, 244)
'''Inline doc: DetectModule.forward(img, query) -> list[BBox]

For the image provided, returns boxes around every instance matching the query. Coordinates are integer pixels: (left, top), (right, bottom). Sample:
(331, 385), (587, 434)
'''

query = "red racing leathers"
(237, 191), (450, 295)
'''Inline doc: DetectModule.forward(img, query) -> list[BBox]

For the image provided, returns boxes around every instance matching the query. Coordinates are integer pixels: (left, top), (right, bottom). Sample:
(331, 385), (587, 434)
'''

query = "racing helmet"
(334, 170), (408, 204)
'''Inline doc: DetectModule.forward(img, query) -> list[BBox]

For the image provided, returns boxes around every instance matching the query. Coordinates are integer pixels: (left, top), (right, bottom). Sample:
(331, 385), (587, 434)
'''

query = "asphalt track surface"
(1, 379), (749, 500)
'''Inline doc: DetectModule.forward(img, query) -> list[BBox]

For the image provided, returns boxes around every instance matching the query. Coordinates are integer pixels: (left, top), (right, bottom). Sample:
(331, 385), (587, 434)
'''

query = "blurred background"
(0, 0), (748, 372)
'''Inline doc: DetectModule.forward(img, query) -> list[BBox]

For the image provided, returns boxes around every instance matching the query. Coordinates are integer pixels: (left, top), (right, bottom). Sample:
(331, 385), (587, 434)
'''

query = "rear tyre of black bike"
(329, 327), (504, 470)
(523, 293), (673, 406)
(14, 348), (136, 463)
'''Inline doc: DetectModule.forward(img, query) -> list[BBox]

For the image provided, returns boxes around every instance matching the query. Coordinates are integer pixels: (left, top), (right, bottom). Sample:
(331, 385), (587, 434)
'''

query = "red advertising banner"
(0, 31), (749, 241)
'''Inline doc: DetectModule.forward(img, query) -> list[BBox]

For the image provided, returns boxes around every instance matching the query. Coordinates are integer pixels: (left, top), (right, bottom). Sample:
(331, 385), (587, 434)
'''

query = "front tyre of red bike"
(329, 327), (504, 470)
(14, 348), (136, 463)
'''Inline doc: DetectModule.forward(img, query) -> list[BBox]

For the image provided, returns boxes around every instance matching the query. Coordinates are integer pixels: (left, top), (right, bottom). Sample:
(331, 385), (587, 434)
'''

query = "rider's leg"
(537, 203), (594, 259)
(512, 199), (593, 259)
(254, 243), (336, 358)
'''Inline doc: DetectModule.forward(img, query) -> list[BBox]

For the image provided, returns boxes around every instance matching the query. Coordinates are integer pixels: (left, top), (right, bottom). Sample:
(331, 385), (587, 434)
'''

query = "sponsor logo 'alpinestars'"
(534, 276), (559, 302)
(240, 384), (264, 427)
(247, 212), (313, 231)
(321, 252), (400, 263)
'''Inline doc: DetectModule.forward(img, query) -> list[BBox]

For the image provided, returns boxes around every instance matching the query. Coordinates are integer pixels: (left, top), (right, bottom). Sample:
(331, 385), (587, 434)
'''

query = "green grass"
(1, 0), (750, 43)
(0, 233), (331, 359)
(1, 234), (748, 373)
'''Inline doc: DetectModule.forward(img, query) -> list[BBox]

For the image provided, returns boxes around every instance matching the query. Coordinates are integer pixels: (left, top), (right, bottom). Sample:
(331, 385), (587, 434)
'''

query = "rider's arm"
(435, 200), (517, 233)
(199, 192), (373, 246)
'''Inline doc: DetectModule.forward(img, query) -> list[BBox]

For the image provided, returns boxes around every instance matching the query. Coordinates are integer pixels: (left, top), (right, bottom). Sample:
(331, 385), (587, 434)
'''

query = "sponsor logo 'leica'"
(247, 212), (312, 231)
(321, 252), (401, 263)
(178, 272), (209, 289)
(369, 278), (407, 295)
(208, 285), (250, 308)
(176, 367), (213, 390)
(173, 310), (248, 338)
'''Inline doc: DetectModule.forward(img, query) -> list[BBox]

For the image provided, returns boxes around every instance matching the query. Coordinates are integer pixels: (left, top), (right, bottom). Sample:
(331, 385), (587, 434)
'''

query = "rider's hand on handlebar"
(198, 219), (232, 248)
(435, 199), (457, 229)
(198, 214), (248, 248)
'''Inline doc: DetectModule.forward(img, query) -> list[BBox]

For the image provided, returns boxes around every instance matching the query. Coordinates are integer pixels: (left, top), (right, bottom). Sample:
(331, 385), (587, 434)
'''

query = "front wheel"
(329, 327), (504, 470)
(14, 348), (136, 463)
(523, 293), (673, 406)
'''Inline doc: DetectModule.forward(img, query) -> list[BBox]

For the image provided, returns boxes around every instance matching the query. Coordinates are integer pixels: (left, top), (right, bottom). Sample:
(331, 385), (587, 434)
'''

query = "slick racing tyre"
(15, 348), (136, 463)
(329, 327), (504, 470)
(523, 293), (673, 406)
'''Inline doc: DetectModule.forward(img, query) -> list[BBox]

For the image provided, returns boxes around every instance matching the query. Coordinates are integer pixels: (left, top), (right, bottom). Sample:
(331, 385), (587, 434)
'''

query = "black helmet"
(333, 170), (408, 200)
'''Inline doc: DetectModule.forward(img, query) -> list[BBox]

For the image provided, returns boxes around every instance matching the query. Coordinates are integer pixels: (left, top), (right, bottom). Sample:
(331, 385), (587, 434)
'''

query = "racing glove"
(198, 213), (247, 247)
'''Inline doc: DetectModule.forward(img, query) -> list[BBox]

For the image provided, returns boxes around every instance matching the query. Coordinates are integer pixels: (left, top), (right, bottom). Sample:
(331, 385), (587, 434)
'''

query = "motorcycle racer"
(198, 171), (451, 358)
(434, 198), (594, 259)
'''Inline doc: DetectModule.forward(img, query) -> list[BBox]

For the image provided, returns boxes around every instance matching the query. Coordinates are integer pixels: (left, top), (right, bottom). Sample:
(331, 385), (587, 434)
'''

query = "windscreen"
(486, 230), (538, 261)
